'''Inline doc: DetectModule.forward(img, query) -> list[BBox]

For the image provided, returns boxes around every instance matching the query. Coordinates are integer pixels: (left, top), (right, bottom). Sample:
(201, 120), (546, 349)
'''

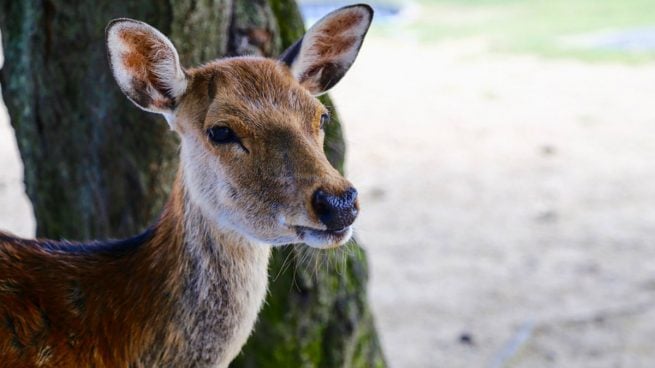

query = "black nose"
(312, 187), (359, 230)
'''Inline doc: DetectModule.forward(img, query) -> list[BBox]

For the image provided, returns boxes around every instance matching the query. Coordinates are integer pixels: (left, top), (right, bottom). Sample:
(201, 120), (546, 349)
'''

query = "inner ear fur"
(106, 19), (188, 117)
(280, 4), (373, 95)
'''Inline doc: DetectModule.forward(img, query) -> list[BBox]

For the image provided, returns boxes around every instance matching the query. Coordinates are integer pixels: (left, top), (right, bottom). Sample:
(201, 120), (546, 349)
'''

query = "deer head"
(106, 5), (373, 248)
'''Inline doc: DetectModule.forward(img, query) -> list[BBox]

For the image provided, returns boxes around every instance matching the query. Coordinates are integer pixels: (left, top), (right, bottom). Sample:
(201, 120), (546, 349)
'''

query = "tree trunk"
(0, 0), (386, 366)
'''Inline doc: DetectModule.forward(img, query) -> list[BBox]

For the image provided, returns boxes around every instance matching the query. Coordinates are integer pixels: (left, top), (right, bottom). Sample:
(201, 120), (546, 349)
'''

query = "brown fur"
(119, 28), (175, 100)
(321, 10), (365, 34)
(310, 10), (362, 58)
(0, 171), (270, 367)
(0, 177), (186, 367)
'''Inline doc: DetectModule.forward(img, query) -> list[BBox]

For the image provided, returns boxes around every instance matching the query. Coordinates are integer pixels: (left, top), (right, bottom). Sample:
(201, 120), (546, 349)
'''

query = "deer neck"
(141, 172), (271, 367)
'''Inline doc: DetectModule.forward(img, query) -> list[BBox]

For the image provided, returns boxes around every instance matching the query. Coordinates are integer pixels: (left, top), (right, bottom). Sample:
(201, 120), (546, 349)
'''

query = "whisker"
(273, 245), (296, 282)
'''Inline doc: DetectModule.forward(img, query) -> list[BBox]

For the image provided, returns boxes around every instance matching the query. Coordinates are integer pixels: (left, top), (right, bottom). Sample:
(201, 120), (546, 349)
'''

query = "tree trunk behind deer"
(0, 0), (386, 366)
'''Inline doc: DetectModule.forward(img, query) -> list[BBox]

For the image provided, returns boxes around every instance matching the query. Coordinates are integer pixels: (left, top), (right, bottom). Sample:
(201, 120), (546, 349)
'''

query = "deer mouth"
(293, 225), (353, 248)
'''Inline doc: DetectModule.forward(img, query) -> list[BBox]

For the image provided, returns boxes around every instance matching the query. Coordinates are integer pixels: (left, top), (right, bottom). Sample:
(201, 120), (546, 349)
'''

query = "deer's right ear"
(106, 19), (187, 124)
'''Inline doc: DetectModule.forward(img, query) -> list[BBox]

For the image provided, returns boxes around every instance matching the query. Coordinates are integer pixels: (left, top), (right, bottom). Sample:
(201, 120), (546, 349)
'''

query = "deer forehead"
(182, 58), (325, 135)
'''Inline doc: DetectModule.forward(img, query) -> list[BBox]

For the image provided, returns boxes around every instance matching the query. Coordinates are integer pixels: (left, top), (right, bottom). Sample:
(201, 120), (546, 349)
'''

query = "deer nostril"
(343, 187), (358, 205)
(311, 187), (359, 230)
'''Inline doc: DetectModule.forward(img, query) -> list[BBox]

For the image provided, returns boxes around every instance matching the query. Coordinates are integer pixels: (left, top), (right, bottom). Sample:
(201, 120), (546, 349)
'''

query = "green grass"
(373, 0), (655, 62)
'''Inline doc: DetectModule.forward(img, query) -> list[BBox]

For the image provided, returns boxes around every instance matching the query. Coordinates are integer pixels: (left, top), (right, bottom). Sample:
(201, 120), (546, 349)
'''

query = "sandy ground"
(2, 37), (655, 367)
(330, 38), (655, 367)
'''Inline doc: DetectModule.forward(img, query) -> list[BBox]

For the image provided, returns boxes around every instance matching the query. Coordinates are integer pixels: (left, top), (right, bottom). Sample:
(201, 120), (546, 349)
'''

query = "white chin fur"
(234, 222), (354, 248)
(299, 226), (353, 249)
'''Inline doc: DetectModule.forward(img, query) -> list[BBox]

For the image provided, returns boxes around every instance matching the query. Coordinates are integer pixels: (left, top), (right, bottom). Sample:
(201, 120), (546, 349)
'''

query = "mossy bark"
(0, 0), (385, 366)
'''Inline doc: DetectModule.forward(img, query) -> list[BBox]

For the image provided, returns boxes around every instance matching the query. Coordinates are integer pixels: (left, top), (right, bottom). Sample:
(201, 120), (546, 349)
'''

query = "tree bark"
(0, 0), (386, 366)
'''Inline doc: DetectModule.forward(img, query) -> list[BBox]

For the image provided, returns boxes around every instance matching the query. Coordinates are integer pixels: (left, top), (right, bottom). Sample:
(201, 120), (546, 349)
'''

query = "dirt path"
(2, 37), (655, 367)
(330, 38), (655, 367)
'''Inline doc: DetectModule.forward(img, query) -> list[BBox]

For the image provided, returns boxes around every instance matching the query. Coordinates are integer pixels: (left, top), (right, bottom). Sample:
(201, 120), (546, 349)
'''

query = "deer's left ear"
(280, 4), (373, 96)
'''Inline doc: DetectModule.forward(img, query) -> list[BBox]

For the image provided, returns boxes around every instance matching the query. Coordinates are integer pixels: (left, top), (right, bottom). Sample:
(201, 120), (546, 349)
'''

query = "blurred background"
(2, 0), (655, 367)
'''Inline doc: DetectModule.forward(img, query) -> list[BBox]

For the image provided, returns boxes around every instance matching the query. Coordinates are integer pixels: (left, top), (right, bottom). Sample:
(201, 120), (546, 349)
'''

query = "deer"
(0, 4), (373, 367)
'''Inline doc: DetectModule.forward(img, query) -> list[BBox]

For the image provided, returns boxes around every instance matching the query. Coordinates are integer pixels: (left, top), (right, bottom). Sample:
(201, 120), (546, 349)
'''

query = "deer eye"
(320, 113), (330, 129)
(207, 126), (238, 145)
